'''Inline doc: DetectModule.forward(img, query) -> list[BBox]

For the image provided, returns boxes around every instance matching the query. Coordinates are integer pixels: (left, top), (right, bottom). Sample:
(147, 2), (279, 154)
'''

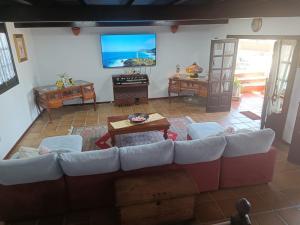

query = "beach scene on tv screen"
(101, 34), (156, 68)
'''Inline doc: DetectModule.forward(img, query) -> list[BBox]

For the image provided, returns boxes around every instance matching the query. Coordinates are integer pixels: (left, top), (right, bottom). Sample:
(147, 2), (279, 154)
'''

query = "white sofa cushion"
(174, 136), (226, 164)
(120, 140), (174, 171)
(39, 135), (83, 153)
(0, 154), (63, 185)
(58, 147), (120, 176)
(223, 128), (275, 157)
(187, 122), (225, 140)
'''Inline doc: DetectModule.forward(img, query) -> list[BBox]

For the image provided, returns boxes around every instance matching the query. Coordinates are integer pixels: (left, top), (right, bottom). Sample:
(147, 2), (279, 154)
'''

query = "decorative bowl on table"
(128, 113), (149, 124)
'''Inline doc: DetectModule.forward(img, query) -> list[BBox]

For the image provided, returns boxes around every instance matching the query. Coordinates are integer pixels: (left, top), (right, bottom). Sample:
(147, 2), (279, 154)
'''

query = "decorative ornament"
(251, 18), (262, 32)
(56, 73), (74, 88)
(186, 62), (203, 78)
(171, 25), (179, 33)
(71, 27), (81, 36)
(176, 64), (180, 74)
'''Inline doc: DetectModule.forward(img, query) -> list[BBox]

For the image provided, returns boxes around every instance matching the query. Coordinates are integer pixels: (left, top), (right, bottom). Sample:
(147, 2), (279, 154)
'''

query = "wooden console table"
(34, 80), (96, 120)
(168, 75), (208, 101)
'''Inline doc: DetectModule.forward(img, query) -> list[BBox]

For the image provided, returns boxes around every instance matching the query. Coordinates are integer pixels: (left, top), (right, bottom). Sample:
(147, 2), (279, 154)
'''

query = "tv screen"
(100, 34), (156, 68)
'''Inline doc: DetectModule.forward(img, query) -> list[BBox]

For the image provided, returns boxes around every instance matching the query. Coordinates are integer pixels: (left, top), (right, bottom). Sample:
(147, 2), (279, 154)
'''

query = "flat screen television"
(100, 34), (156, 68)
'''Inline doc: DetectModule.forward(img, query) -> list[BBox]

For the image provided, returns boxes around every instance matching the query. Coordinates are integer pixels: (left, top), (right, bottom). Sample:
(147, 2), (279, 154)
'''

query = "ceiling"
(1, 0), (300, 27)
(0, 0), (210, 6)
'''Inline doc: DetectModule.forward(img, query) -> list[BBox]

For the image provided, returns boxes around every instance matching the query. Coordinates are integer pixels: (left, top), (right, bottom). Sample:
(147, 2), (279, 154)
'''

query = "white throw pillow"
(11, 146), (39, 159)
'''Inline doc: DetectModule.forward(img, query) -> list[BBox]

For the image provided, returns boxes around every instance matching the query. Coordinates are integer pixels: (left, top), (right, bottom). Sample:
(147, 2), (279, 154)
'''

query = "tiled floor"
(10, 96), (262, 155)
(232, 92), (264, 119)
(5, 97), (300, 225)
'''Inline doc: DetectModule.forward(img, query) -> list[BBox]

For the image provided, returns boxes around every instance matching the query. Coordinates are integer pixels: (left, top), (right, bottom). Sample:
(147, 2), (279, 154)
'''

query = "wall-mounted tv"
(100, 34), (156, 68)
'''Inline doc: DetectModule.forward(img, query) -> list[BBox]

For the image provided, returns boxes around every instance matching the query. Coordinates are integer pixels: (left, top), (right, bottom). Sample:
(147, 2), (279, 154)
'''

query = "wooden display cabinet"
(34, 80), (96, 121)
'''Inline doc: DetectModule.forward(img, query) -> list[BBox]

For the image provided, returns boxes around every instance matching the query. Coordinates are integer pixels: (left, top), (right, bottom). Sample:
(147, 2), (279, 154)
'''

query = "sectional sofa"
(0, 128), (276, 221)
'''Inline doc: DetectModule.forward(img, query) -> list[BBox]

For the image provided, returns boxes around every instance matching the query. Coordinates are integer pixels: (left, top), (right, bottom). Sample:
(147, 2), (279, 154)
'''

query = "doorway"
(227, 35), (300, 140)
(233, 39), (276, 120)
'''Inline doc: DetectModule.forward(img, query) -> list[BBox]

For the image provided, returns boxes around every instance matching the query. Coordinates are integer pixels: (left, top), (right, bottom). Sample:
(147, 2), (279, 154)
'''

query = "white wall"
(0, 23), (39, 158)
(31, 25), (213, 101)
(30, 17), (300, 143)
(31, 17), (300, 100)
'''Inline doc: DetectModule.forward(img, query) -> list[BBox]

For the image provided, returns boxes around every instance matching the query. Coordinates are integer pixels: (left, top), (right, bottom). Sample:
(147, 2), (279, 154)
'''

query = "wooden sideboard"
(168, 75), (208, 101)
(34, 80), (96, 120)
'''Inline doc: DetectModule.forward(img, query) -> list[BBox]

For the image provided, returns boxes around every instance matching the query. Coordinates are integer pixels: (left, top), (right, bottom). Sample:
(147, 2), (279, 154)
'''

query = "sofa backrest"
(58, 147), (120, 176)
(174, 136), (227, 164)
(223, 128), (275, 157)
(120, 140), (174, 171)
(0, 153), (63, 185)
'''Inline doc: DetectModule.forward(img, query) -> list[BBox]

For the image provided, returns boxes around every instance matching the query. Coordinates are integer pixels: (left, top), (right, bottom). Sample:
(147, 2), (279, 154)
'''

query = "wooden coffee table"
(107, 114), (170, 146)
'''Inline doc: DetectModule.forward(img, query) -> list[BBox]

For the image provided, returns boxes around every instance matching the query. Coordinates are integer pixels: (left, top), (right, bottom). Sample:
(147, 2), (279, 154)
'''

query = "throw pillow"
(10, 146), (40, 159)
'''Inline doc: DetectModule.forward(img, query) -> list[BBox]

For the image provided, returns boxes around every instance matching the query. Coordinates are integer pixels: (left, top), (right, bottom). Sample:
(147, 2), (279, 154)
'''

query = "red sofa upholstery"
(0, 178), (67, 221)
(176, 160), (221, 192)
(220, 147), (277, 188)
(64, 162), (221, 212)
(0, 131), (276, 221)
(64, 165), (179, 211)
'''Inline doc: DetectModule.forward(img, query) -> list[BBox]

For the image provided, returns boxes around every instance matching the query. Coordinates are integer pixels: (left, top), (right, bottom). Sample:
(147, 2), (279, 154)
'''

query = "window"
(0, 23), (18, 95)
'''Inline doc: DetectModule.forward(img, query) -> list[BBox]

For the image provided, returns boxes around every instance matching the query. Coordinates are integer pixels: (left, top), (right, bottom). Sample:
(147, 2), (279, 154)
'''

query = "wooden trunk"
(115, 170), (198, 225)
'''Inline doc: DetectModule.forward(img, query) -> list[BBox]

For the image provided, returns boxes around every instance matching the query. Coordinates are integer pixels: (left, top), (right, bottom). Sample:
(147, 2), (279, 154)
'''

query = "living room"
(1, 1), (300, 225)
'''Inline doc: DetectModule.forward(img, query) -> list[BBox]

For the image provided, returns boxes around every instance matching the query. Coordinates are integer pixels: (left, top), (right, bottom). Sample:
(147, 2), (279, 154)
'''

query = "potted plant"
(232, 77), (241, 100)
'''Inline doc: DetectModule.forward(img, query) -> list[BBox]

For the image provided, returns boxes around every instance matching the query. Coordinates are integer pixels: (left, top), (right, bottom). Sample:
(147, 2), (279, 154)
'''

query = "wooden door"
(261, 40), (299, 138)
(206, 39), (238, 112)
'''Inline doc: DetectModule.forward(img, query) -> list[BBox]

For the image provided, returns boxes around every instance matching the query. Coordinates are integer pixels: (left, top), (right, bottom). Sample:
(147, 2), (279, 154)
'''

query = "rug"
(240, 111), (261, 120)
(71, 116), (193, 151)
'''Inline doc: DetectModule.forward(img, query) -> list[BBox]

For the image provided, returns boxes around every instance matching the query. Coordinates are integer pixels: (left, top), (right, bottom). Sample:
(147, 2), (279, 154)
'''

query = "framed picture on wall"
(13, 34), (28, 62)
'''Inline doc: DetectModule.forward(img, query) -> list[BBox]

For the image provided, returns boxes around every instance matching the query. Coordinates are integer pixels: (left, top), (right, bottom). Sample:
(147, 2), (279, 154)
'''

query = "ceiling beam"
(14, 19), (229, 28)
(78, 0), (87, 6)
(168, 0), (189, 5)
(2, 0), (300, 22)
(125, 0), (135, 6)
(13, 0), (34, 5)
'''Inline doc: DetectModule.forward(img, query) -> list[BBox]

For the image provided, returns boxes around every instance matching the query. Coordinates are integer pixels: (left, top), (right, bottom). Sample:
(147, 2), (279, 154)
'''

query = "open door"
(261, 39), (299, 137)
(206, 39), (238, 112)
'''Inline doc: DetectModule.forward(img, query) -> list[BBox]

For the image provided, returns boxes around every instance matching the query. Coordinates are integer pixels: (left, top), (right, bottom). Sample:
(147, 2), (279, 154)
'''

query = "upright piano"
(112, 74), (149, 106)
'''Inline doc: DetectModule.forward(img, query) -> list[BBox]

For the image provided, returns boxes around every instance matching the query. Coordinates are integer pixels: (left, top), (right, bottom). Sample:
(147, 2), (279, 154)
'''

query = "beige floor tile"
(277, 206), (300, 225)
(253, 211), (286, 225)
(195, 201), (225, 222)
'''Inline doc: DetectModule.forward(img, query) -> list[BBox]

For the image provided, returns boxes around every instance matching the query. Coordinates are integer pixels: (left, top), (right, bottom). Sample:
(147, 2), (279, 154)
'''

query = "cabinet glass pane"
(224, 42), (235, 55)
(280, 41), (296, 62)
(278, 63), (290, 81)
(214, 43), (224, 55)
(222, 69), (232, 81)
(212, 57), (222, 69)
(211, 70), (222, 81)
(223, 56), (233, 68)
(210, 82), (220, 95)
(222, 81), (231, 92)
